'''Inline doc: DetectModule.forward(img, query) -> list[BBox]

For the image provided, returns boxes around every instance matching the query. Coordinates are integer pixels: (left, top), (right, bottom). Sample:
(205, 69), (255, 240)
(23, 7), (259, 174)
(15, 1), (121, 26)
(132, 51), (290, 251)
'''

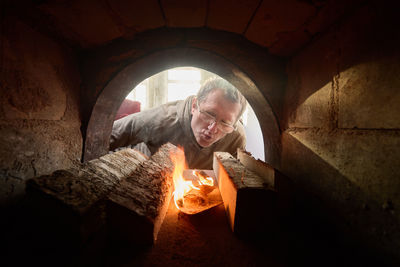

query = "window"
(167, 68), (201, 102)
(126, 79), (148, 109)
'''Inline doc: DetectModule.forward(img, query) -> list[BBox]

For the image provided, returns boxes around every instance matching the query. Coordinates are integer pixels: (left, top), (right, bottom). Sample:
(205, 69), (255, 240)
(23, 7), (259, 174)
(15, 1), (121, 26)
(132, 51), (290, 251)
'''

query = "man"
(110, 77), (247, 169)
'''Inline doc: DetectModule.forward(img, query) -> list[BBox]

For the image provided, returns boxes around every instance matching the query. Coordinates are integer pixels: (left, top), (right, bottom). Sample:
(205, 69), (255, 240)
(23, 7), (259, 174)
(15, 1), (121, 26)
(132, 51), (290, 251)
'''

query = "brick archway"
(83, 30), (286, 168)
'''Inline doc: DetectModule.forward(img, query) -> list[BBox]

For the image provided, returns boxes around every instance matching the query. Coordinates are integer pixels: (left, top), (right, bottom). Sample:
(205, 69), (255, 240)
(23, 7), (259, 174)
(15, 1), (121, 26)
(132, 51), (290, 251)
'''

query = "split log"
(237, 149), (274, 188)
(213, 152), (277, 236)
(25, 148), (148, 245)
(106, 143), (178, 244)
(237, 149), (293, 219)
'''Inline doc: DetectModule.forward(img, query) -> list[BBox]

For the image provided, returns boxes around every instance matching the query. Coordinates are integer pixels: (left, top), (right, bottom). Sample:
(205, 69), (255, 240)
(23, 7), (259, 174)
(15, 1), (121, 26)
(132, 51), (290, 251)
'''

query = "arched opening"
(114, 66), (265, 161)
(83, 47), (281, 167)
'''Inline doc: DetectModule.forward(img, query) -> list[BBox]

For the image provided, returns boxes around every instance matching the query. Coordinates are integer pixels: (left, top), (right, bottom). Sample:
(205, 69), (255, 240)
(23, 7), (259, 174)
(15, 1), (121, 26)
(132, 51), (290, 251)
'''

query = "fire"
(170, 147), (191, 209)
(192, 170), (214, 187)
(169, 147), (216, 212)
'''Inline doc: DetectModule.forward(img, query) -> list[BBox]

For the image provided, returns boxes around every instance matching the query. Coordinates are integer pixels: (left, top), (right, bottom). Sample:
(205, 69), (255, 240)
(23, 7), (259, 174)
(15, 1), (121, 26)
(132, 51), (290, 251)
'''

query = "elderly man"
(110, 77), (247, 169)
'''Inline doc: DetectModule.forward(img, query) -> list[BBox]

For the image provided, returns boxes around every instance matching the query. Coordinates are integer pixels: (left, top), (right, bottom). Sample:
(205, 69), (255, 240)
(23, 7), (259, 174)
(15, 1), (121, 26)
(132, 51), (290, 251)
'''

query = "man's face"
(191, 89), (241, 148)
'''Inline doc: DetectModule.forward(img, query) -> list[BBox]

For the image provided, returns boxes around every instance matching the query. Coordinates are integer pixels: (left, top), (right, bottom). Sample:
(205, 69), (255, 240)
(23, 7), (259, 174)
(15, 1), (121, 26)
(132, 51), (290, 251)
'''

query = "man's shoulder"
(235, 122), (246, 137)
(214, 122), (246, 150)
(228, 122), (246, 142)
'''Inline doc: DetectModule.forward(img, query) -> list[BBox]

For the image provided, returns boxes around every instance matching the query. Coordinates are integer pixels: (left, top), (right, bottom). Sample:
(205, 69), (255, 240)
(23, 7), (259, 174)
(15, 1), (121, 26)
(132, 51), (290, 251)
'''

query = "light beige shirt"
(110, 96), (246, 169)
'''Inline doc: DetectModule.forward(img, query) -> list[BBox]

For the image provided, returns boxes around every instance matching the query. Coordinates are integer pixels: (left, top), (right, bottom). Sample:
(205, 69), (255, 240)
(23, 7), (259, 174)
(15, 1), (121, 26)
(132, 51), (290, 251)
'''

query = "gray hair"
(197, 77), (247, 121)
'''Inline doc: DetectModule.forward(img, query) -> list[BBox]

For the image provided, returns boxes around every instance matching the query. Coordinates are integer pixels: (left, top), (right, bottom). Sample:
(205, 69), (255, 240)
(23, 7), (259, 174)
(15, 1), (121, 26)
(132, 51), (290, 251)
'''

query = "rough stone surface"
(305, 0), (364, 35)
(107, 0), (165, 35)
(283, 28), (339, 129)
(287, 81), (331, 128)
(336, 1), (400, 129)
(0, 16), (82, 206)
(338, 60), (400, 128)
(161, 0), (207, 27)
(0, 0), (363, 57)
(1, 18), (67, 120)
(268, 27), (311, 56)
(0, 123), (82, 205)
(282, 1), (400, 263)
(245, 0), (316, 47)
(39, 0), (123, 47)
(207, 0), (259, 34)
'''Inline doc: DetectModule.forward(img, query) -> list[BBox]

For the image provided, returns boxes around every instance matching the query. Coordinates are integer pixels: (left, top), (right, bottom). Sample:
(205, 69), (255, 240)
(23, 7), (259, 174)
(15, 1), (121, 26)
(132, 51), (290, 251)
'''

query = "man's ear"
(191, 97), (197, 114)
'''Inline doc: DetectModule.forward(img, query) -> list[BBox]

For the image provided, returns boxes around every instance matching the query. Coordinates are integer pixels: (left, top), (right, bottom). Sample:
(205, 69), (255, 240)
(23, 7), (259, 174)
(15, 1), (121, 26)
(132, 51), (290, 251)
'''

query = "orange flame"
(170, 147), (215, 211)
(170, 147), (191, 209)
(192, 170), (214, 187)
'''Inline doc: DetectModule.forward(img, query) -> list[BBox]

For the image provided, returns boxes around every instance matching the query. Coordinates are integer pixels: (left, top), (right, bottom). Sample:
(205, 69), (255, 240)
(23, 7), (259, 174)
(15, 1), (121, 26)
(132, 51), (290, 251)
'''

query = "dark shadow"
(281, 133), (399, 267)
(283, 1), (400, 128)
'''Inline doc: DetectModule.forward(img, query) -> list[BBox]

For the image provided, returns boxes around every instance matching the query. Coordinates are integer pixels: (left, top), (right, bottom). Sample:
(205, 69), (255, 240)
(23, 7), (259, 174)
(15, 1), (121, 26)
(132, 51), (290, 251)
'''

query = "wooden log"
(213, 152), (277, 236)
(237, 149), (293, 220)
(25, 148), (148, 244)
(106, 143), (178, 244)
(237, 149), (274, 188)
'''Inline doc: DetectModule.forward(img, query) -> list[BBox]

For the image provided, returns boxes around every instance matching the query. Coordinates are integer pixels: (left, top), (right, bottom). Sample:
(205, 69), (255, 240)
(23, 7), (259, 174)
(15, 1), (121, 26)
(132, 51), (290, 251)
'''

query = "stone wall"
(281, 0), (400, 262)
(0, 16), (82, 205)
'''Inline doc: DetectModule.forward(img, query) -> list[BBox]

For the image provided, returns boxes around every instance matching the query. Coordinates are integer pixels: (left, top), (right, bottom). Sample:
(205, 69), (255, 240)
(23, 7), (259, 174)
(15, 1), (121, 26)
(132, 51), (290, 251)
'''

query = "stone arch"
(84, 45), (284, 168)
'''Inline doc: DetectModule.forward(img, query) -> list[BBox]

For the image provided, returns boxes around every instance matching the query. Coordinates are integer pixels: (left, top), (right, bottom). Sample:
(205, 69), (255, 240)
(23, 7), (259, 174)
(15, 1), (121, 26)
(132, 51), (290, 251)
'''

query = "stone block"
(161, 0), (207, 27)
(108, 0), (164, 31)
(245, 0), (315, 47)
(338, 60), (400, 129)
(39, 0), (122, 47)
(207, 0), (259, 33)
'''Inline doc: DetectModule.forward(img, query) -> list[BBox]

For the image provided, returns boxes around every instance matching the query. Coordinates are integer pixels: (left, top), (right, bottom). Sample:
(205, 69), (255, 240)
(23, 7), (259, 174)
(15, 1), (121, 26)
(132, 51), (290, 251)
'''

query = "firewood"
(237, 149), (293, 219)
(213, 152), (277, 236)
(237, 149), (274, 188)
(106, 143), (178, 244)
(25, 148), (148, 244)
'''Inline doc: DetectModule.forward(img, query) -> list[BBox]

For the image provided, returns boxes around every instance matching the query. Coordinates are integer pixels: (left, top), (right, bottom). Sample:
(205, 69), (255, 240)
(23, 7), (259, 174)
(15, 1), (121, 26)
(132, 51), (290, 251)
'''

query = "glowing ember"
(169, 147), (222, 214)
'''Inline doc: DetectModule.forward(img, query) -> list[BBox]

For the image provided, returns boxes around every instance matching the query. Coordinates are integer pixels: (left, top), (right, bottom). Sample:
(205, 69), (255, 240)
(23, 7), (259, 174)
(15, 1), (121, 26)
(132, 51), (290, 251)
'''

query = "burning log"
(106, 143), (178, 244)
(169, 147), (223, 215)
(213, 152), (277, 236)
(175, 169), (223, 214)
(25, 149), (148, 244)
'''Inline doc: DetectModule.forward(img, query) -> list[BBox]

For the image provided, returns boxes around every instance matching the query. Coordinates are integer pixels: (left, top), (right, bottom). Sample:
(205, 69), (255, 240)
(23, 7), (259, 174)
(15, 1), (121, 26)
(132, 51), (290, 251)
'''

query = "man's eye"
(206, 111), (216, 118)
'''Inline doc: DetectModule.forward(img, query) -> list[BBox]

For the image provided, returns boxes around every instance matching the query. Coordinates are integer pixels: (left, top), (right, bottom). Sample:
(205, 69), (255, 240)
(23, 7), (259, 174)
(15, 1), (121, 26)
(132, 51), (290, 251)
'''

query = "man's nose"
(207, 121), (219, 133)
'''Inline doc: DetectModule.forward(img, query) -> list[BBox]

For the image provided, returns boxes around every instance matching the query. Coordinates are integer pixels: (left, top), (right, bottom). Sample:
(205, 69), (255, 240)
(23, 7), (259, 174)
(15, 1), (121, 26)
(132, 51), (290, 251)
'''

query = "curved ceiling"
(4, 0), (363, 56)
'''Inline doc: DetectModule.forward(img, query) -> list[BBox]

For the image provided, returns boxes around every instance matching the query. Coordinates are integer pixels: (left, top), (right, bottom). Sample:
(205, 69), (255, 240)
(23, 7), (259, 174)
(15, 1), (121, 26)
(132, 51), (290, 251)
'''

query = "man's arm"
(109, 112), (147, 151)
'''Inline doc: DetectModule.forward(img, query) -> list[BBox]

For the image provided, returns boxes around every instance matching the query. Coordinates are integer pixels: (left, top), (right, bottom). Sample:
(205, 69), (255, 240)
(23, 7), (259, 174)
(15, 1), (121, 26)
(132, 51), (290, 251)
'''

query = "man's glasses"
(197, 106), (237, 134)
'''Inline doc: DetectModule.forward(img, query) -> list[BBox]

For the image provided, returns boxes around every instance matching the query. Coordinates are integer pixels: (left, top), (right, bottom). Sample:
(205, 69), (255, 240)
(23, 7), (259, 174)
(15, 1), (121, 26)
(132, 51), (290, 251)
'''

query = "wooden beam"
(213, 152), (277, 236)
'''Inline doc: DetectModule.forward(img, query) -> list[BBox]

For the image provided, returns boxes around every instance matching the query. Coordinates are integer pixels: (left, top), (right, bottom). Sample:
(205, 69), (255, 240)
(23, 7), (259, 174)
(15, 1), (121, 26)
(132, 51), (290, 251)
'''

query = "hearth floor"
(4, 198), (380, 267)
